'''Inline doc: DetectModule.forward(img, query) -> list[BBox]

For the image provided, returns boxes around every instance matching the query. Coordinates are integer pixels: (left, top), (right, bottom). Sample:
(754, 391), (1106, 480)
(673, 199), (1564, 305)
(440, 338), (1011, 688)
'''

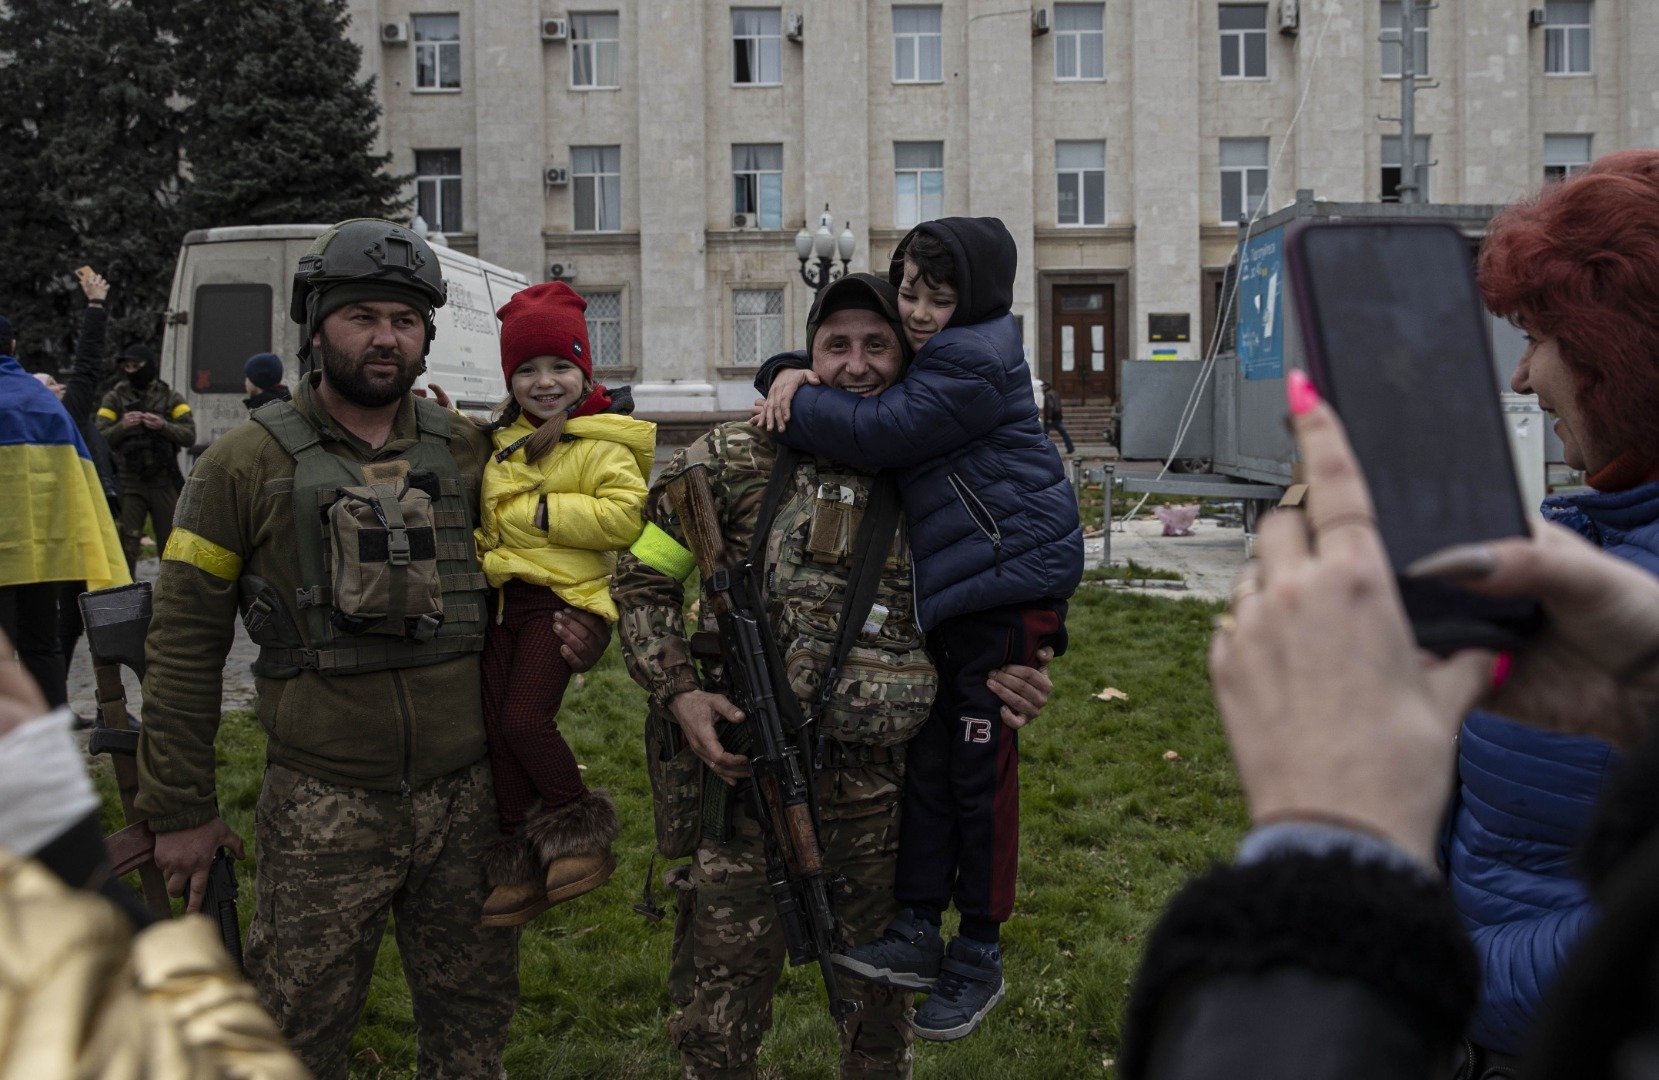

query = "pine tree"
(170, 0), (407, 228)
(0, 0), (185, 369)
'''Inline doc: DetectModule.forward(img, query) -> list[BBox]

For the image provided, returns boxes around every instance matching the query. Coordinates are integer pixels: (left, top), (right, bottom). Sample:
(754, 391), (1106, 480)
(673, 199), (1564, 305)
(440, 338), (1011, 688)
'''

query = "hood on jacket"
(887, 216), (1017, 327)
(491, 410), (656, 487)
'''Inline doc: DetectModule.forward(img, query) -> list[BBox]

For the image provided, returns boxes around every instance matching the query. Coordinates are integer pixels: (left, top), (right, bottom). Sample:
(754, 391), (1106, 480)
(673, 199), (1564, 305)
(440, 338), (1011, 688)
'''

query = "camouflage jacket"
(613, 421), (936, 747)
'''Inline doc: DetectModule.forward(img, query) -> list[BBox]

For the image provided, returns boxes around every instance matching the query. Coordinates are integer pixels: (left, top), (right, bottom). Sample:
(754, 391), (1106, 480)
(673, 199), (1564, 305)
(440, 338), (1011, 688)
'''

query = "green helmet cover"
(291, 218), (448, 359)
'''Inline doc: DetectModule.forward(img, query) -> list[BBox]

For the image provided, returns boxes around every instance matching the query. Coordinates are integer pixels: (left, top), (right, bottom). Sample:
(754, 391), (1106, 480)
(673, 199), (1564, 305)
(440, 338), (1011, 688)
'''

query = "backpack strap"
(814, 474), (902, 722)
(746, 445), (800, 567)
(412, 395), (456, 441)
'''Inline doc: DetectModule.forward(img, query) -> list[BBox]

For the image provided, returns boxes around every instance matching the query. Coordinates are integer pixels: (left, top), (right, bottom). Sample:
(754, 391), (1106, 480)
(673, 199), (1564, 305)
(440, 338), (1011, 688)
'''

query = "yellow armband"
(629, 521), (695, 581)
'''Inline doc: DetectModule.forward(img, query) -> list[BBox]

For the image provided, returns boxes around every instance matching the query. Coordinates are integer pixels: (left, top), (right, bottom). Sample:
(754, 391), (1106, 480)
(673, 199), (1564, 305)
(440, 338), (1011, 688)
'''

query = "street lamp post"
(795, 203), (856, 292)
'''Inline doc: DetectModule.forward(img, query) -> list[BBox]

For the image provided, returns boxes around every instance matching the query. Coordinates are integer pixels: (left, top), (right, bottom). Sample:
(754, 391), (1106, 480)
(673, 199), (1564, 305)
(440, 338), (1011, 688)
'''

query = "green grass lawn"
(92, 588), (1239, 1079)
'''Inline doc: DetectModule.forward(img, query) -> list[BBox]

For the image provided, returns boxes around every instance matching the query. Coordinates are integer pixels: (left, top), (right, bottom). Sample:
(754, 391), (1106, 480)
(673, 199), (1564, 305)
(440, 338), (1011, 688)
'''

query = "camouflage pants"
(245, 760), (518, 1080)
(670, 759), (914, 1080)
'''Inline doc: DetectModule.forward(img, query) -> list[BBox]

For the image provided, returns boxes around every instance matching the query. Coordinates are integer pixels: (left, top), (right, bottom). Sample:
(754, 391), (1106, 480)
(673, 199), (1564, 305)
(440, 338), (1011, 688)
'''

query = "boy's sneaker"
(831, 909), (944, 990)
(911, 938), (1006, 1042)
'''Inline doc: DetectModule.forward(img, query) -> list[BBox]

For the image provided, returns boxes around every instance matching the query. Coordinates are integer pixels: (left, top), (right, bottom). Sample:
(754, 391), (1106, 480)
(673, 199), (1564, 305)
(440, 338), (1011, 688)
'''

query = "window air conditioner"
(541, 17), (569, 42)
(785, 14), (804, 41)
(545, 166), (570, 186)
(1031, 8), (1050, 36)
(548, 262), (576, 282)
(381, 21), (409, 44)
(733, 212), (756, 229)
(1278, 0), (1299, 35)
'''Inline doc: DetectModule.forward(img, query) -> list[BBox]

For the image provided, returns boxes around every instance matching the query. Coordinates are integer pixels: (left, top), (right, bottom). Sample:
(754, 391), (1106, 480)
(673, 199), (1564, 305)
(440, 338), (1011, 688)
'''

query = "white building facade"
(346, 0), (1659, 413)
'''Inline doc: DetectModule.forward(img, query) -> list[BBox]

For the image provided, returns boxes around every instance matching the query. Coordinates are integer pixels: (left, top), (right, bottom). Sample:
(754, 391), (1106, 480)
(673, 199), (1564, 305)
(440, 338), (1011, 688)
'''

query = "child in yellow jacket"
(473, 282), (655, 927)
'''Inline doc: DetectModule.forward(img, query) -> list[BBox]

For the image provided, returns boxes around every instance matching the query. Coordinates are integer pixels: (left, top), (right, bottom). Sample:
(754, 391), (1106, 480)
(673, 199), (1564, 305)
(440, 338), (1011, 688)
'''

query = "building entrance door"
(1050, 284), (1114, 402)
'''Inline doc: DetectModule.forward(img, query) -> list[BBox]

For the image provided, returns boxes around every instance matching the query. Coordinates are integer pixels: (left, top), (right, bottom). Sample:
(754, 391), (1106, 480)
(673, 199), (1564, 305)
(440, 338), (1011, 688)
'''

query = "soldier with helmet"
(135, 219), (611, 1078)
(96, 342), (195, 572)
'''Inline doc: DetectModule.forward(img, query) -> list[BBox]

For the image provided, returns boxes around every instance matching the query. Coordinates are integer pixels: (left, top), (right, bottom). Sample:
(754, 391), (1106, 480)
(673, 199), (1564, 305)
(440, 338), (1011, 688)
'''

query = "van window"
(191, 284), (273, 393)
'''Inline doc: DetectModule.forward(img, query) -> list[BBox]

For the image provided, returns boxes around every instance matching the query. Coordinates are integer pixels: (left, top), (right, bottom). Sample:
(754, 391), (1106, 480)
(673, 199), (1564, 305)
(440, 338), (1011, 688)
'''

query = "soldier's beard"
(317, 336), (424, 408)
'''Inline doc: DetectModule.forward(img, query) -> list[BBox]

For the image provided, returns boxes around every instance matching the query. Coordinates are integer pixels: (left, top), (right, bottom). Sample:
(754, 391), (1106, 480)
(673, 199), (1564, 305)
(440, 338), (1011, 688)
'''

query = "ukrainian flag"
(0, 357), (130, 591)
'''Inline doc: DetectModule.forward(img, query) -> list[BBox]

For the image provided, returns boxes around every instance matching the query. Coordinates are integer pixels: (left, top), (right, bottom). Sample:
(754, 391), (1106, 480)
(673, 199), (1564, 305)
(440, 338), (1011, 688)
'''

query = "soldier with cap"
(135, 218), (611, 1078)
(613, 273), (1052, 1079)
(96, 342), (195, 572)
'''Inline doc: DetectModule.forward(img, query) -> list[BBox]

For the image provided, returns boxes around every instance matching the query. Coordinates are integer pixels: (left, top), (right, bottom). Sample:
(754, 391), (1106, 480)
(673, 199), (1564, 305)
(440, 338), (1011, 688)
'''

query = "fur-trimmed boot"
(480, 832), (549, 929)
(523, 788), (620, 905)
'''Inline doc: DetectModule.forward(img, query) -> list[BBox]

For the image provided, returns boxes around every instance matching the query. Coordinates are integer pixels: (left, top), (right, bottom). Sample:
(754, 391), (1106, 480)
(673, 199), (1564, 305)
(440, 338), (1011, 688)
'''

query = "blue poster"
(1237, 226), (1285, 381)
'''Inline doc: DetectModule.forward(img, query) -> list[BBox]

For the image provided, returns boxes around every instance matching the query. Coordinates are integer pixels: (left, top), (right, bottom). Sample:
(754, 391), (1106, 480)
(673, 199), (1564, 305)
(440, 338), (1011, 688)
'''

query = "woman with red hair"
(1443, 150), (1659, 1076)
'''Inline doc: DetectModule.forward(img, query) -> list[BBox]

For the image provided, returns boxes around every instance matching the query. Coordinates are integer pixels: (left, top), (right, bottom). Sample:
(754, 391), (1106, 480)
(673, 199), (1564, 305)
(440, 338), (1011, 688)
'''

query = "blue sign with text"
(1238, 226), (1285, 381)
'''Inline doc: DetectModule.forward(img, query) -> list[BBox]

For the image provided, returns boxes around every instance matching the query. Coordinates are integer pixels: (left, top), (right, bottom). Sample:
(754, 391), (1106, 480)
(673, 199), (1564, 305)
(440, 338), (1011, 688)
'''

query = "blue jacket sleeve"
(753, 350), (809, 394)
(776, 341), (1005, 469)
(1466, 901), (1595, 1052)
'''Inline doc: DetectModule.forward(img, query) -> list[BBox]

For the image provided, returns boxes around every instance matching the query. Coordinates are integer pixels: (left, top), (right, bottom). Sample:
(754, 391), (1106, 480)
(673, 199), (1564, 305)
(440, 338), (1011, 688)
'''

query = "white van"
(159, 224), (530, 446)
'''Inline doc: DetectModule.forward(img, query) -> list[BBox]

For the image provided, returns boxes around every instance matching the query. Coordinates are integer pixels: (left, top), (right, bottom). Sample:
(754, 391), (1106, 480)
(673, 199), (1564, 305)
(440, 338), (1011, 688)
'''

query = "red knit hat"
(497, 281), (592, 382)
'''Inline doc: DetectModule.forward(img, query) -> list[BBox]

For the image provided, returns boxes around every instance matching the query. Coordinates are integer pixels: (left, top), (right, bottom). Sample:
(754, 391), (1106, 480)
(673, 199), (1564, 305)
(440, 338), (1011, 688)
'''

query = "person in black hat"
(95, 342), (195, 573)
(242, 352), (291, 413)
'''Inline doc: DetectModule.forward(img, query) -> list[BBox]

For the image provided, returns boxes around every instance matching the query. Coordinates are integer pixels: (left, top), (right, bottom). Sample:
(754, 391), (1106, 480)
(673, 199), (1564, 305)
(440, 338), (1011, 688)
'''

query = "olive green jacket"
(136, 377), (492, 833)
(96, 378), (195, 483)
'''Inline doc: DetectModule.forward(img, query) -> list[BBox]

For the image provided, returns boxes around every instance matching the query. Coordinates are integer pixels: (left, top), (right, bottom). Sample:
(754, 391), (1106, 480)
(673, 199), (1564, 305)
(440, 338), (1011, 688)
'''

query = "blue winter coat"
(1445, 481), (1659, 1052)
(757, 315), (1083, 630)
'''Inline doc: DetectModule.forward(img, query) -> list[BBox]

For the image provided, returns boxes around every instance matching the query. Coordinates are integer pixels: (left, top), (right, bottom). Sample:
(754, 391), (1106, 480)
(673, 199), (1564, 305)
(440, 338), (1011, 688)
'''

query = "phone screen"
(1288, 221), (1542, 650)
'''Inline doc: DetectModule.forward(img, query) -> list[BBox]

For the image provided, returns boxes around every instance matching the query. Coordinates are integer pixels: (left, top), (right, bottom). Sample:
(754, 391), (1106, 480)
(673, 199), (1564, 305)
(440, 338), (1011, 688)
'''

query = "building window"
(1219, 5), (1268, 79)
(893, 6), (943, 83)
(1219, 138), (1269, 224)
(732, 289), (784, 367)
(1544, 134), (1593, 182)
(1544, 1), (1592, 75)
(1380, 134), (1431, 202)
(570, 12), (620, 89)
(732, 8), (782, 85)
(1054, 3), (1105, 81)
(1056, 141), (1106, 226)
(584, 290), (624, 369)
(894, 142), (944, 228)
(412, 14), (461, 91)
(415, 150), (462, 233)
(1380, 1), (1430, 77)
(732, 144), (783, 228)
(572, 145), (621, 232)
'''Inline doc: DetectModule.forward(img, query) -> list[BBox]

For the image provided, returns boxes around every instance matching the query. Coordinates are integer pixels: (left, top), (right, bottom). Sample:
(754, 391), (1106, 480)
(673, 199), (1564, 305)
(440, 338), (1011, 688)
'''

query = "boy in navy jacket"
(753, 216), (1083, 1040)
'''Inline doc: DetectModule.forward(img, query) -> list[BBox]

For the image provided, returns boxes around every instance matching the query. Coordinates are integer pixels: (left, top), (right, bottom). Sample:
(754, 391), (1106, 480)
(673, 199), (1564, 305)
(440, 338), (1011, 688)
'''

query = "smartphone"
(74, 265), (95, 283)
(1285, 220), (1544, 653)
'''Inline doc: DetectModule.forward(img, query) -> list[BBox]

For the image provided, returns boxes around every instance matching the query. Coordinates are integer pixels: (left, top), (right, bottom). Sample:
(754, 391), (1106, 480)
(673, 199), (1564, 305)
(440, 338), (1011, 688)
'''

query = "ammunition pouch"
(644, 708), (703, 859)
(239, 575), (307, 679)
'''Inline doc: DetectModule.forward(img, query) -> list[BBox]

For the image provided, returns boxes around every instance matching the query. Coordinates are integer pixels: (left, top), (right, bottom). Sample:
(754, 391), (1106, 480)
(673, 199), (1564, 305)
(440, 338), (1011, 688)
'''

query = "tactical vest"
(245, 397), (488, 677)
(759, 453), (937, 747)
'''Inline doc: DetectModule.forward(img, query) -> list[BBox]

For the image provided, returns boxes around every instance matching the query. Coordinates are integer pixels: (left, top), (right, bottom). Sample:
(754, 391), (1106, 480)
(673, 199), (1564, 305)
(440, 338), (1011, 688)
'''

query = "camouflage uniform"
(137, 376), (515, 1079)
(614, 421), (937, 1080)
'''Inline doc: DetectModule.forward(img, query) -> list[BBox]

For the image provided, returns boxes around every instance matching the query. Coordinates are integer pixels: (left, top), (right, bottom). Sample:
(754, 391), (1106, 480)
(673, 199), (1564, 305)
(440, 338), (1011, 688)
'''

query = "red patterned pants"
(480, 580), (587, 834)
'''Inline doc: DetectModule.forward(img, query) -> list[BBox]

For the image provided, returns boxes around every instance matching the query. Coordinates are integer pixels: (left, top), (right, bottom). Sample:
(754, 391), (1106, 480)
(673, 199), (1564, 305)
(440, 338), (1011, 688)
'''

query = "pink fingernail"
(1286, 369), (1321, 417)
(1491, 651), (1514, 691)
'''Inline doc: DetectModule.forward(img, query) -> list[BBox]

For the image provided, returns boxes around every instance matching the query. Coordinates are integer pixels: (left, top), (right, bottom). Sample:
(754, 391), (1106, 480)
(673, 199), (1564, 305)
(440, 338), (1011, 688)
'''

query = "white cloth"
(0, 707), (100, 856)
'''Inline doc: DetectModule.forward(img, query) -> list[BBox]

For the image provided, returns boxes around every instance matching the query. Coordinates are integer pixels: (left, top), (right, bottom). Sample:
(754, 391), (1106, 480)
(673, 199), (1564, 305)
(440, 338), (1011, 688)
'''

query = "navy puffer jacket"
(756, 217), (1083, 630)
(1444, 481), (1659, 1053)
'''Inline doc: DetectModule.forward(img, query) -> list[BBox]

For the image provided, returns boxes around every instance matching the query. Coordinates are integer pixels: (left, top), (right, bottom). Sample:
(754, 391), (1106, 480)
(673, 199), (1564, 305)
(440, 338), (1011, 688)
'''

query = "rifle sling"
(818, 474), (901, 718)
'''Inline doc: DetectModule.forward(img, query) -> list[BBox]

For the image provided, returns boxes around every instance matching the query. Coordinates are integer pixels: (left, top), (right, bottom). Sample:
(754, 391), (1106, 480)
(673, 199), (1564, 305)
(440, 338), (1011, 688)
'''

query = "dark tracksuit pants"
(895, 600), (1065, 943)
(480, 580), (586, 836)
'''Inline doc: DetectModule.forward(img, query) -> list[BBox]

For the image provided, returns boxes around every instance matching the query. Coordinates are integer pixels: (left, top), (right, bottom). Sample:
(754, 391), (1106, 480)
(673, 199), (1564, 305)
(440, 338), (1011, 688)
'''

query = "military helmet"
(291, 218), (448, 359)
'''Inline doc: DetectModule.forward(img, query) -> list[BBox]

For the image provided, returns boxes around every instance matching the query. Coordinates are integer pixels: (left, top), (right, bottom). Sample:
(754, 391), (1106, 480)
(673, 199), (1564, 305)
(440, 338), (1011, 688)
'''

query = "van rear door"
(429, 250), (529, 412)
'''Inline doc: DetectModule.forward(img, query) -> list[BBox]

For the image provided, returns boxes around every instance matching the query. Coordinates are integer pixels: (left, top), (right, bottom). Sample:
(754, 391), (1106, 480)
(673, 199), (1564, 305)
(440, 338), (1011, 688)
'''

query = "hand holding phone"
(1284, 220), (1543, 652)
(75, 266), (109, 304)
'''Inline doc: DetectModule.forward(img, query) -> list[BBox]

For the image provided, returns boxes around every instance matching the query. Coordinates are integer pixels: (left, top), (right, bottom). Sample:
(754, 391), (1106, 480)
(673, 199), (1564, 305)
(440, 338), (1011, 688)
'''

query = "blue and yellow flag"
(0, 357), (130, 591)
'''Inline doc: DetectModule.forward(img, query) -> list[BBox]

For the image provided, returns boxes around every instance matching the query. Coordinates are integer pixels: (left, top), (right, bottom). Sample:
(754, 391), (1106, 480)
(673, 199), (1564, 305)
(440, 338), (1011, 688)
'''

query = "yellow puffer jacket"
(0, 850), (308, 1079)
(475, 412), (656, 620)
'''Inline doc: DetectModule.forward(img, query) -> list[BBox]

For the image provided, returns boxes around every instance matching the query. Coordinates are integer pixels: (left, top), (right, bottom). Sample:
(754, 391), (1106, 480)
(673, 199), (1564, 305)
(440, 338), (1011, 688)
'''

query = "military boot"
(480, 832), (548, 928)
(524, 789), (620, 905)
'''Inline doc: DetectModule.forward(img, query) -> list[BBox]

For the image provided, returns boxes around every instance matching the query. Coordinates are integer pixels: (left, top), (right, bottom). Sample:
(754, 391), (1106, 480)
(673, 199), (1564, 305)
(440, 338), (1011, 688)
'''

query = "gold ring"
(1310, 511), (1377, 537)
(1212, 613), (1238, 634)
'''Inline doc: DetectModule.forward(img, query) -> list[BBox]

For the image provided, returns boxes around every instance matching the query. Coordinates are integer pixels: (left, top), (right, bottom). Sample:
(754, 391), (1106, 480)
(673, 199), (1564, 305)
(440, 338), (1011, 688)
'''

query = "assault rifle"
(665, 465), (861, 1023)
